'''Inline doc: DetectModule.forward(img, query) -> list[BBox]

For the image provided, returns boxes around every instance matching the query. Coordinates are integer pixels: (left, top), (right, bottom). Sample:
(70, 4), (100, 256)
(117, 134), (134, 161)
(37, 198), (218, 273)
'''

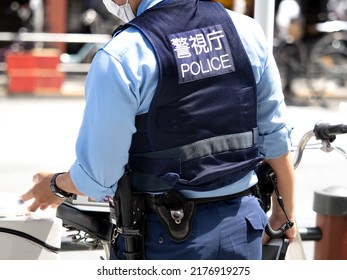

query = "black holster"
(109, 173), (146, 260)
(146, 190), (196, 242)
(254, 161), (276, 213)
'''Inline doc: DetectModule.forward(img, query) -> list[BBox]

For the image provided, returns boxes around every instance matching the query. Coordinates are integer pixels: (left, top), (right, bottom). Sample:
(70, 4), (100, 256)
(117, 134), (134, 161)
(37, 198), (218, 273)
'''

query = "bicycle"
(273, 34), (309, 103)
(306, 22), (347, 104)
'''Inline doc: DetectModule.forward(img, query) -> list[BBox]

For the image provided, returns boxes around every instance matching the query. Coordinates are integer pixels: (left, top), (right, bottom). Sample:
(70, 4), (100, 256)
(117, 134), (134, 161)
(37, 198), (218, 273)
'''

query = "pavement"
(1, 81), (347, 260)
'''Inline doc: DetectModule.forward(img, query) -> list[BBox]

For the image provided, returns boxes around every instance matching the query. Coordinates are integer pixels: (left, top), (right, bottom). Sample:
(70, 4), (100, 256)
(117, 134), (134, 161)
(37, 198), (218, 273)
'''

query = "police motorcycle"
(14, 121), (343, 260)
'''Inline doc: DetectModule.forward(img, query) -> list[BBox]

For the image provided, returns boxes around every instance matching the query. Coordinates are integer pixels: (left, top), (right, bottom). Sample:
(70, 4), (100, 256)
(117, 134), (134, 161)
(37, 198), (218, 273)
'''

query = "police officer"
(21, 0), (296, 260)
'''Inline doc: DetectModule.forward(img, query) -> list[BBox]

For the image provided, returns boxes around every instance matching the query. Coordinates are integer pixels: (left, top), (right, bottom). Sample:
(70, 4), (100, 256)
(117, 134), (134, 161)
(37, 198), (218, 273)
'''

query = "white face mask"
(103, 0), (136, 23)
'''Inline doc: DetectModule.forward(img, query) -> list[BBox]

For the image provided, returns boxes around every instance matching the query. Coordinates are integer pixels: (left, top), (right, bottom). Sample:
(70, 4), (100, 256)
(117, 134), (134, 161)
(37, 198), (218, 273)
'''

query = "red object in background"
(7, 69), (65, 93)
(5, 49), (64, 94)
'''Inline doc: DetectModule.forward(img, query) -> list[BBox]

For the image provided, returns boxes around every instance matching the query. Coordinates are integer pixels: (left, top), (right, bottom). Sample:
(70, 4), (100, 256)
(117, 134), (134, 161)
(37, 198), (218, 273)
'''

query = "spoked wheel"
(307, 31), (347, 104)
(274, 40), (307, 101)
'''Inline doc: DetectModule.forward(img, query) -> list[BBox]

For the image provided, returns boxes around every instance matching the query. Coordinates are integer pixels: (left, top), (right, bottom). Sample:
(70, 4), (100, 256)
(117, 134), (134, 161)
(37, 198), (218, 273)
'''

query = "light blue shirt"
(70, 0), (292, 201)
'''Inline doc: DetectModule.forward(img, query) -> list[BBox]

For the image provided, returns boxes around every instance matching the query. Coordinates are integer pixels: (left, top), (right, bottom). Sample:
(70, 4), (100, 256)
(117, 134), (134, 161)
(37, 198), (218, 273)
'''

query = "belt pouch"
(154, 191), (195, 242)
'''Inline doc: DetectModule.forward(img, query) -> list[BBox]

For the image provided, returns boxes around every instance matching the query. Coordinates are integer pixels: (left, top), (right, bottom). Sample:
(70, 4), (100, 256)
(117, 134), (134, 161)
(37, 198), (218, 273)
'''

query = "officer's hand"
(262, 214), (296, 245)
(20, 172), (65, 212)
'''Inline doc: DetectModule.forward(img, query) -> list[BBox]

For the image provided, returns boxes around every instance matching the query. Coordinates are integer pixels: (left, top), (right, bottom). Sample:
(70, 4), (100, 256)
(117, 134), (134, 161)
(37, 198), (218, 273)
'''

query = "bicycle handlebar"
(314, 122), (347, 141)
(293, 121), (347, 169)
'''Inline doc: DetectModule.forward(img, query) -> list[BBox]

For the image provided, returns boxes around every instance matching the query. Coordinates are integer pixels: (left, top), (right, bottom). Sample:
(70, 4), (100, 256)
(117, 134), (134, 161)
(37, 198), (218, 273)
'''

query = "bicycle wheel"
(273, 40), (307, 100)
(307, 31), (347, 98)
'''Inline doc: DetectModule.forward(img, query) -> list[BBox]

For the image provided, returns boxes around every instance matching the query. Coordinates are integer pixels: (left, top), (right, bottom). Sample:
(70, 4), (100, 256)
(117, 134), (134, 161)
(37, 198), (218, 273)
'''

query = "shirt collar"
(137, 0), (164, 16)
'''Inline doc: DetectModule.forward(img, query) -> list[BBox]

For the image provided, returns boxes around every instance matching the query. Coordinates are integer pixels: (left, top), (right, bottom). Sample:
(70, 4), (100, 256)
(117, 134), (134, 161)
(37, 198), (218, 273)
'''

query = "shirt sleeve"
(69, 29), (158, 201)
(257, 53), (293, 159)
(69, 50), (137, 201)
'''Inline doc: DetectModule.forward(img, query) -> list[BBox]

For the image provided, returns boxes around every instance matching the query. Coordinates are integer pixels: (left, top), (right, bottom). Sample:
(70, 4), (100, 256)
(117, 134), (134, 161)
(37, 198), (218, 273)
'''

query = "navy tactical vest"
(121, 0), (264, 192)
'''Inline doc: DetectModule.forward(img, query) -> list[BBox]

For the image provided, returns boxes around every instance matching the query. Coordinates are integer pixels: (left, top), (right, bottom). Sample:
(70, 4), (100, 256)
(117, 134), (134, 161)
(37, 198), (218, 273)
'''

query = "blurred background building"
(0, 0), (346, 102)
(0, 0), (119, 58)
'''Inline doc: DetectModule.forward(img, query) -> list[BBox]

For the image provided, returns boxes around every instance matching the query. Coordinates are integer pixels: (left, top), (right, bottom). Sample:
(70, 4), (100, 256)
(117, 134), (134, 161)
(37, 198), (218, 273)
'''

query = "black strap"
(0, 227), (60, 253)
(145, 186), (256, 210)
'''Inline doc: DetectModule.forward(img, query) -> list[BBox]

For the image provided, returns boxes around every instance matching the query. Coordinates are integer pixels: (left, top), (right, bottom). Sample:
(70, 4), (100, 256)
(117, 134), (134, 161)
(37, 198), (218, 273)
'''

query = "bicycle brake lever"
(321, 140), (347, 159)
(332, 146), (347, 160)
(321, 140), (334, 153)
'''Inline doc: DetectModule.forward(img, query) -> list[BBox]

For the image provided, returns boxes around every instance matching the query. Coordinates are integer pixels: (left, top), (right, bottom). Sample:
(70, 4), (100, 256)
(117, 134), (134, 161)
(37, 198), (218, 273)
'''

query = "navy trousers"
(110, 195), (268, 260)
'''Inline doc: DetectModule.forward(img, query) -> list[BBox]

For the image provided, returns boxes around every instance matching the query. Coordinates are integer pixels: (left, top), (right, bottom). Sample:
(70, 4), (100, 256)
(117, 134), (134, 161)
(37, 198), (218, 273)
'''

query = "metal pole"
(254, 0), (275, 53)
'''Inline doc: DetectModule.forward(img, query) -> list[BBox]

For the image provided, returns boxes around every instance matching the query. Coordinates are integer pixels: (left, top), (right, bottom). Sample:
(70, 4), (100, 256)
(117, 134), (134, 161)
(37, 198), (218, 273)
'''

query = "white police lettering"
(169, 25), (235, 84)
(171, 37), (191, 59)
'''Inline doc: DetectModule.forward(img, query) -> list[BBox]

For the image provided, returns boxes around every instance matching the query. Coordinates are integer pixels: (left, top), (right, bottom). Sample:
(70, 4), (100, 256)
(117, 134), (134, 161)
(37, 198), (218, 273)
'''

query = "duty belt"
(145, 186), (257, 209)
